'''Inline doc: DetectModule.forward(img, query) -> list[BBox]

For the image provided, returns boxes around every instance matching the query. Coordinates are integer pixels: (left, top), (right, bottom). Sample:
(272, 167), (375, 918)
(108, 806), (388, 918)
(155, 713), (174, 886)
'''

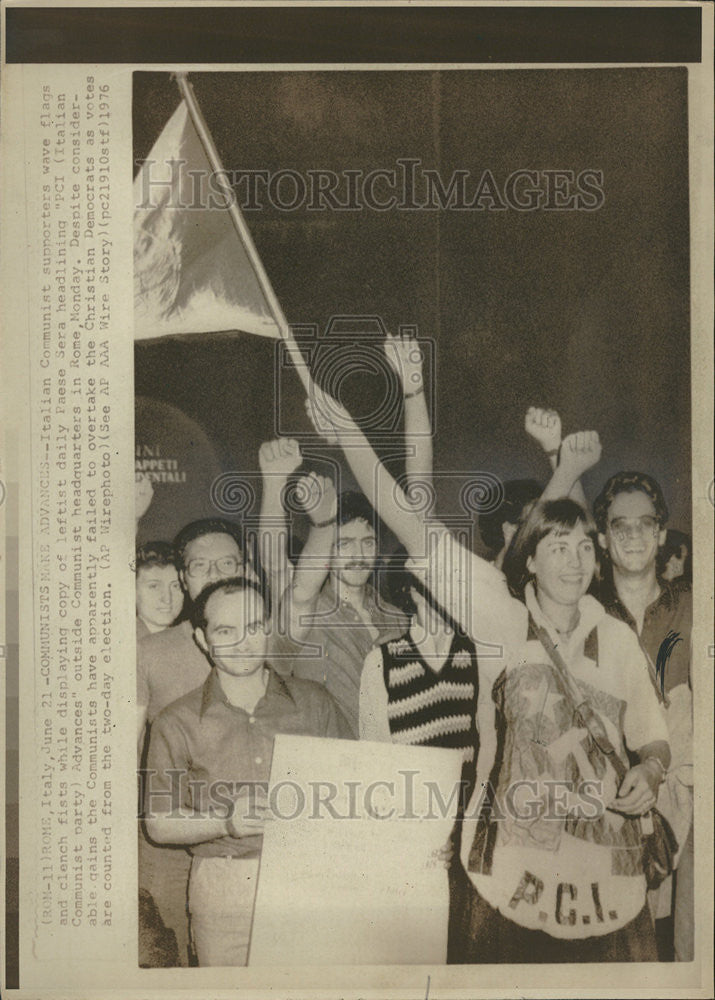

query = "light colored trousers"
(188, 856), (260, 966)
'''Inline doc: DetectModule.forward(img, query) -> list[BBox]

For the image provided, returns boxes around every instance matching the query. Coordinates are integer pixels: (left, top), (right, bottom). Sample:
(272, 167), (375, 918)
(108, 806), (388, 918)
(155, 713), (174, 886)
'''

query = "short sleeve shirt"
(289, 578), (408, 737)
(145, 667), (348, 858)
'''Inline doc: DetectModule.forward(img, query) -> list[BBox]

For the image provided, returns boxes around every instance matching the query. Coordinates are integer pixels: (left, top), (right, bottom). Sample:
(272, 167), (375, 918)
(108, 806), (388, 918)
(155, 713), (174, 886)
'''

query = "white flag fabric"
(134, 101), (280, 341)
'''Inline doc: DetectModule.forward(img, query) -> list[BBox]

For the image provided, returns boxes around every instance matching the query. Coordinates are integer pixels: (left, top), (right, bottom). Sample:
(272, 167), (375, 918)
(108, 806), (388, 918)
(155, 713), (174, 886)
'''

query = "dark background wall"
(133, 69), (691, 546)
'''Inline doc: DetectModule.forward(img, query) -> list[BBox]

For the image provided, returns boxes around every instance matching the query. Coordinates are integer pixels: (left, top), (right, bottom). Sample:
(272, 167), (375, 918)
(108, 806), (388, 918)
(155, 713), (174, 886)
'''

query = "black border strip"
(5, 6), (702, 65)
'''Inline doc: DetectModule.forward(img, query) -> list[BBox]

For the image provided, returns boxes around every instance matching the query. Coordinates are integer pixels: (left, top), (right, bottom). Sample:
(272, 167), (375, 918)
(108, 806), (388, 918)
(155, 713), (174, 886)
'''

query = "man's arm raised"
(286, 471), (338, 643)
(526, 407), (599, 507)
(525, 406), (562, 471)
(257, 438), (303, 599)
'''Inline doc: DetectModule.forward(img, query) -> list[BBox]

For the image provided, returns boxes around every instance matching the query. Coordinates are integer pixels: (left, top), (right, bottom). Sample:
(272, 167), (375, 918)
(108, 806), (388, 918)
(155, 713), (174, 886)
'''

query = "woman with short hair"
(315, 386), (670, 963)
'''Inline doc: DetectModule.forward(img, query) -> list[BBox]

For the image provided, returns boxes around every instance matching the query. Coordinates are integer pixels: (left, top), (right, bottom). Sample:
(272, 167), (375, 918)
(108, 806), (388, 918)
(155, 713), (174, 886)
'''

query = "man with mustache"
(285, 482), (408, 737)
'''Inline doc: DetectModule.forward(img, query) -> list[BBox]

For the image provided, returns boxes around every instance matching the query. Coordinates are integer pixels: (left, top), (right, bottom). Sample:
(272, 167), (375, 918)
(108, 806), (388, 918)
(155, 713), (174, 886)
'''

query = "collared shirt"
(290, 577), (408, 737)
(137, 618), (294, 724)
(599, 576), (692, 696)
(146, 666), (347, 859)
(599, 575), (693, 805)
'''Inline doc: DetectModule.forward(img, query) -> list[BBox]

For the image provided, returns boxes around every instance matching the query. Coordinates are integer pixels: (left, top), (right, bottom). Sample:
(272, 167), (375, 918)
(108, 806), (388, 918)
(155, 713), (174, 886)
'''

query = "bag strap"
(532, 620), (628, 784)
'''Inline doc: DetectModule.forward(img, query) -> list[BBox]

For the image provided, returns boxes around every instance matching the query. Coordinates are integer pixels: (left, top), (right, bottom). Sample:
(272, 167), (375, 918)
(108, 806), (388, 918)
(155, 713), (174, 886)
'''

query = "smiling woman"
(135, 541), (184, 637)
(503, 497), (599, 611)
(526, 523), (596, 621)
(448, 498), (671, 962)
(317, 389), (672, 963)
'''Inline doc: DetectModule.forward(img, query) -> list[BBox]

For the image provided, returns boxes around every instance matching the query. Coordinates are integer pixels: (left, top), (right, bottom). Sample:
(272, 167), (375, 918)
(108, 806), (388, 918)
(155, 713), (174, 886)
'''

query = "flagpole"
(174, 72), (312, 395)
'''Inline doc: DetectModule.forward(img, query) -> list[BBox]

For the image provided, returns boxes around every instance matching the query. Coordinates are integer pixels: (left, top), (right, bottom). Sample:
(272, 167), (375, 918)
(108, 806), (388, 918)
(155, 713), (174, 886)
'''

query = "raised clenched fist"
(296, 471), (338, 526)
(258, 437), (302, 478)
(559, 430), (602, 479)
(525, 407), (562, 455)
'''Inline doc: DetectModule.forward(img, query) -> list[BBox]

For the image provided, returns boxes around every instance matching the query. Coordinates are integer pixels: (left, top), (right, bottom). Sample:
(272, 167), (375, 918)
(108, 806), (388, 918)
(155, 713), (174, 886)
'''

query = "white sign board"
(249, 736), (464, 966)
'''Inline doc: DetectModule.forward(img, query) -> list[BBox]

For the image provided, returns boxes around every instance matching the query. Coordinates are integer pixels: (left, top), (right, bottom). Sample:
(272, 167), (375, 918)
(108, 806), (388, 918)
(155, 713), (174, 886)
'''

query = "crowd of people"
(135, 334), (693, 968)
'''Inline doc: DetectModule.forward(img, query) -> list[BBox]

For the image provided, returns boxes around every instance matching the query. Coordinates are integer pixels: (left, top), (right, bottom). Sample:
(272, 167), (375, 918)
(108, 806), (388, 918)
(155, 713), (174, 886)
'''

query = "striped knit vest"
(381, 631), (479, 801)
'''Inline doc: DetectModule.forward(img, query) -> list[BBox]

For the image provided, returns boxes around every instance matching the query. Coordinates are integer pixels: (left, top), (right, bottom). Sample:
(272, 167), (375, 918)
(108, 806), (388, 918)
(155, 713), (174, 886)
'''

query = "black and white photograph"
(1, 4), (712, 997)
(133, 65), (695, 968)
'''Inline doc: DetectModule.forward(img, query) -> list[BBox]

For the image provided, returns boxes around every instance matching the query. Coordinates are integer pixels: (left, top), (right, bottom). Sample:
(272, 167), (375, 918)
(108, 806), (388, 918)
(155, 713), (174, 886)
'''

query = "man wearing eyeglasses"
(144, 577), (347, 966)
(137, 438), (304, 965)
(137, 516), (251, 965)
(137, 517), (252, 745)
(594, 471), (693, 963)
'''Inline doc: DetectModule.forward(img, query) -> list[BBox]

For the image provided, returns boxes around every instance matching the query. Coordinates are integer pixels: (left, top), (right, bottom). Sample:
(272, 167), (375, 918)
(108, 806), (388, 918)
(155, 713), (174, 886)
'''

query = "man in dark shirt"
(145, 577), (347, 966)
(594, 471), (693, 962)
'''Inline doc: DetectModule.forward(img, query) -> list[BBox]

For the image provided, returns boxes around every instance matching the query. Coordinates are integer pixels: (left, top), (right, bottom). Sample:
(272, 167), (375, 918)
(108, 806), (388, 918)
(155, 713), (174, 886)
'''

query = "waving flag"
(133, 85), (280, 341)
